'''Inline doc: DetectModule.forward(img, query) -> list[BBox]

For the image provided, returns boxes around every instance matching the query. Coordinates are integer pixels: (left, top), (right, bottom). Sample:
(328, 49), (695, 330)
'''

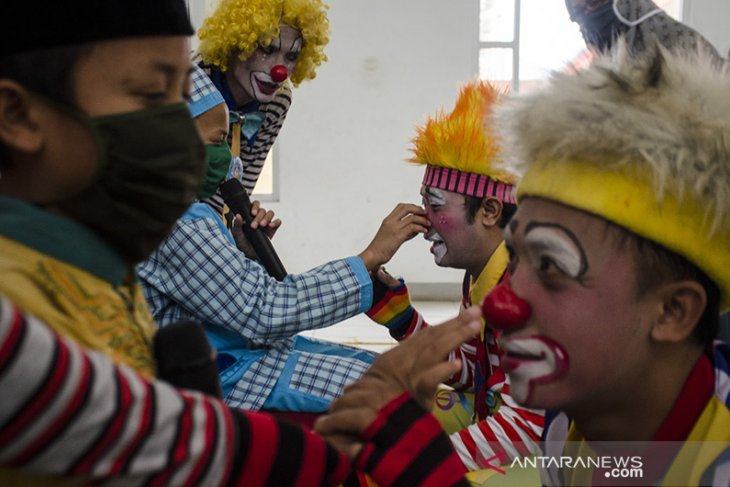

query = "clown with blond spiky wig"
(366, 80), (544, 477)
(410, 80), (517, 205)
(194, 0), (331, 213)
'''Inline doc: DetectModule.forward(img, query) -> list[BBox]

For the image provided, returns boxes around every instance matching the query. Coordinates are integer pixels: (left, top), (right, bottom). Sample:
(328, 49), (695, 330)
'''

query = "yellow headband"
(518, 159), (730, 310)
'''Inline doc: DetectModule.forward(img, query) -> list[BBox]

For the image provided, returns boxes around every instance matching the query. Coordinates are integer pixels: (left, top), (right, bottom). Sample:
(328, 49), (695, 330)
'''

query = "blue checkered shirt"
(137, 203), (373, 410)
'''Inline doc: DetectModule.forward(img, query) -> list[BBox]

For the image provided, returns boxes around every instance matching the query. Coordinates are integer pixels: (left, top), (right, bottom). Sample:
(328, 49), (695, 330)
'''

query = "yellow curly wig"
(409, 80), (514, 183)
(197, 0), (330, 86)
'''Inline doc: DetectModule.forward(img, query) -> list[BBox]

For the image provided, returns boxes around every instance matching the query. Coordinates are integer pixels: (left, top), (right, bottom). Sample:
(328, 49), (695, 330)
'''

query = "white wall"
(682, 0), (730, 56)
(274, 0), (476, 287)
(186, 0), (729, 294)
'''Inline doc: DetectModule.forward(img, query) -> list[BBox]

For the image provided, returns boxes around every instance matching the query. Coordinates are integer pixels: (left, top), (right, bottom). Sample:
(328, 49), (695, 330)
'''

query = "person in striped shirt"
(0, 293), (480, 486)
(366, 80), (545, 481)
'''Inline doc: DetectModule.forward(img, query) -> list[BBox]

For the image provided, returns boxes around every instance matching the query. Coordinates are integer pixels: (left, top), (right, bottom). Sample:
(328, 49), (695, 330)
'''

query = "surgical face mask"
(575, 2), (629, 51)
(58, 103), (206, 263)
(199, 142), (233, 199)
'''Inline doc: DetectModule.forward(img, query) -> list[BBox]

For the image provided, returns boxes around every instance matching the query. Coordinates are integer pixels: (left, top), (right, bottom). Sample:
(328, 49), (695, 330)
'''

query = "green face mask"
(199, 142), (233, 199)
(57, 103), (206, 263)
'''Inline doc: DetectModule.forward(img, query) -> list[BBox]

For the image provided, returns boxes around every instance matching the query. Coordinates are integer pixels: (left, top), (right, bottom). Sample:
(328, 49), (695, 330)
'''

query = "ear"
(650, 280), (707, 344)
(479, 197), (503, 228)
(0, 80), (43, 156)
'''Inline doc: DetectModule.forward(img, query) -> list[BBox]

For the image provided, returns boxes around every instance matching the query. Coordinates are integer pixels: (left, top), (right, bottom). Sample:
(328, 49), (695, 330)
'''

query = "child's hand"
(231, 201), (282, 259)
(358, 203), (430, 272)
(375, 266), (402, 289)
(248, 200), (281, 240)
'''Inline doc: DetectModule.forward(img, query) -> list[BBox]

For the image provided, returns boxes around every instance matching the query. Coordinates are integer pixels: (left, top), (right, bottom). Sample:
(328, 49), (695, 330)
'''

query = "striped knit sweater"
(0, 295), (469, 486)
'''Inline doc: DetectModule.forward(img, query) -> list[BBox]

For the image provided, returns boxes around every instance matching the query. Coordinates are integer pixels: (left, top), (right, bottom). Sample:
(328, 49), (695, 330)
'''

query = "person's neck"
(465, 235), (501, 278)
(569, 345), (704, 441)
(225, 69), (254, 108)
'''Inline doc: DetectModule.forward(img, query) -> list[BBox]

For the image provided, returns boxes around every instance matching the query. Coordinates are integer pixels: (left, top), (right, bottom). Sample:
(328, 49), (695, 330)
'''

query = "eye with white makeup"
(523, 222), (587, 282)
(421, 187), (446, 209)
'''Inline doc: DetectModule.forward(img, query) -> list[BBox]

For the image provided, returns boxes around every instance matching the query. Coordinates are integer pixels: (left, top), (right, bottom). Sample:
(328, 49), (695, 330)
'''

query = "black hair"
(611, 223), (719, 345)
(464, 194), (518, 229)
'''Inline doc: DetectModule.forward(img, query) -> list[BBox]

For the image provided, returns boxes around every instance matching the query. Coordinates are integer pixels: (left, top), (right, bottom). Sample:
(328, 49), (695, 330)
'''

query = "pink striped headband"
(422, 165), (516, 204)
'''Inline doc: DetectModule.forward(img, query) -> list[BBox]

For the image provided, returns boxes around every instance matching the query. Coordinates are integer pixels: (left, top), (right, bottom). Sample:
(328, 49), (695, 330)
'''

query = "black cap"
(1, 0), (193, 56)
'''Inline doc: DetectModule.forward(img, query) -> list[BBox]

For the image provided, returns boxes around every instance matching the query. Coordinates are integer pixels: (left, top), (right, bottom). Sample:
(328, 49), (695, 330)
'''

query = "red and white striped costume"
(368, 243), (544, 470)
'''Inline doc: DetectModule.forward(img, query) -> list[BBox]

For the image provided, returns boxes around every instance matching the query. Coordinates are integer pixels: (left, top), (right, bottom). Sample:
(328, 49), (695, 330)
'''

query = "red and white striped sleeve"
(0, 296), (351, 486)
(0, 295), (476, 486)
(449, 367), (544, 471)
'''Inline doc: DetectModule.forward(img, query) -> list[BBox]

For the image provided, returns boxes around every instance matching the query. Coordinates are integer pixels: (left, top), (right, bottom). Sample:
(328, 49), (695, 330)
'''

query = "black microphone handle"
(219, 179), (288, 281)
(241, 221), (288, 281)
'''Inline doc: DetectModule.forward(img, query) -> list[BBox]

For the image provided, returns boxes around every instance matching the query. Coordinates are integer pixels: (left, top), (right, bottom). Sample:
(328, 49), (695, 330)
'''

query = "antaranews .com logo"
(511, 455), (644, 479)
(478, 441), (730, 486)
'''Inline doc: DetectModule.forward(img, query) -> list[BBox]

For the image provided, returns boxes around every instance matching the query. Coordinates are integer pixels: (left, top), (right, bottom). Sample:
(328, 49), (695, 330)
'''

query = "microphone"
(153, 320), (223, 398)
(219, 179), (288, 281)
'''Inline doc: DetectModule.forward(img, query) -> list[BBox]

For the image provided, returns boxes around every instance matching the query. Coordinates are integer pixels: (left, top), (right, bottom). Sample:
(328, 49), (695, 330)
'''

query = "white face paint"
(501, 201), (649, 413)
(500, 336), (569, 404)
(499, 222), (582, 404)
(422, 186), (448, 263)
(423, 186), (447, 206)
(232, 25), (302, 104)
(523, 223), (587, 281)
(427, 230), (448, 264)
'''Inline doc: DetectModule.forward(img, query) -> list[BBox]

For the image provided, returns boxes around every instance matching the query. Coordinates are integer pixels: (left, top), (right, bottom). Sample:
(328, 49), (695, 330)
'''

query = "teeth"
(505, 340), (541, 358)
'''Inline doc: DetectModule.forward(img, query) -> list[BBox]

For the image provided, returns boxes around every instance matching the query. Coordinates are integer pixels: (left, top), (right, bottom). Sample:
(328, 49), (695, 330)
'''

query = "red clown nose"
(270, 65), (289, 83)
(481, 280), (531, 330)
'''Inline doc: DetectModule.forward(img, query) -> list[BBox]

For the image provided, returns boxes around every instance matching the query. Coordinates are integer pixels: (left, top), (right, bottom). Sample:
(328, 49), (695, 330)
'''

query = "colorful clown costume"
(368, 81), (544, 473)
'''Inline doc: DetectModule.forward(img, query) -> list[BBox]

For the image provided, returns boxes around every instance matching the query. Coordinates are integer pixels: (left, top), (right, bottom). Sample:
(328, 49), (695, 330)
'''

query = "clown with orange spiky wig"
(410, 80), (517, 205)
(367, 80), (544, 476)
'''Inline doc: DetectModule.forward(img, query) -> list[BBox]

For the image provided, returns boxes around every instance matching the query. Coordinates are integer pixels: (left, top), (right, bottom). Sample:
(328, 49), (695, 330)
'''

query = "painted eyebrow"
(424, 187), (444, 199)
(524, 221), (588, 279)
(287, 36), (303, 52)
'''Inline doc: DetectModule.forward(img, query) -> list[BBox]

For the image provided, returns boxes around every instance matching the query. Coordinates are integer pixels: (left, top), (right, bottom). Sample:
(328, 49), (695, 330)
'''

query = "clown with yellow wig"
(196, 0), (330, 212)
(367, 80), (545, 479)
